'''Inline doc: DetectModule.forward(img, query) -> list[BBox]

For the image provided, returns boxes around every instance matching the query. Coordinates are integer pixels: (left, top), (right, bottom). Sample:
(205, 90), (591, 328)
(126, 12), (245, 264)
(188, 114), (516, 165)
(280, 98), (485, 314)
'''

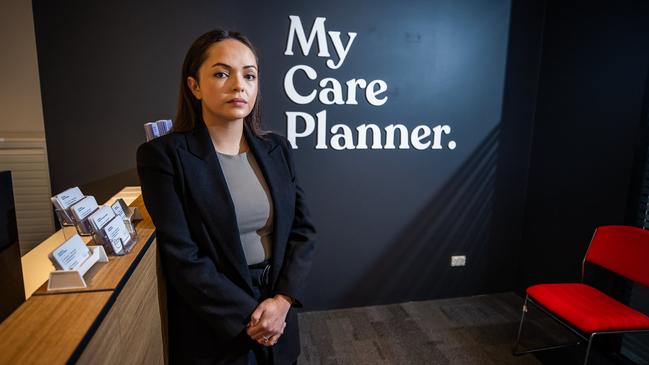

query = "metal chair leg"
(583, 333), (596, 365)
(512, 296), (529, 355)
(513, 296), (582, 356)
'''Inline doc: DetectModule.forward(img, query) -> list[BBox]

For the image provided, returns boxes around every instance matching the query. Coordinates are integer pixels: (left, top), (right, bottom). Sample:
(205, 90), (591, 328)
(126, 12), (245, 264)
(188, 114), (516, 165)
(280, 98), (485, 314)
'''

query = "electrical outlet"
(451, 255), (466, 267)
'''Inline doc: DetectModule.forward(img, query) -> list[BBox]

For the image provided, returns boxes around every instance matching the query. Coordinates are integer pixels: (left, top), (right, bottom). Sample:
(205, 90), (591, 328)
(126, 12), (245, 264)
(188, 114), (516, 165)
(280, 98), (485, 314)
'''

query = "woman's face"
(188, 39), (258, 126)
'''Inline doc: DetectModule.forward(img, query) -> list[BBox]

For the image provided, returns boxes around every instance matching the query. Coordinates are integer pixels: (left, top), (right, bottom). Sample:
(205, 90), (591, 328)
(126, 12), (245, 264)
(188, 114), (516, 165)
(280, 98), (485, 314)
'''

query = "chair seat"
(527, 283), (649, 333)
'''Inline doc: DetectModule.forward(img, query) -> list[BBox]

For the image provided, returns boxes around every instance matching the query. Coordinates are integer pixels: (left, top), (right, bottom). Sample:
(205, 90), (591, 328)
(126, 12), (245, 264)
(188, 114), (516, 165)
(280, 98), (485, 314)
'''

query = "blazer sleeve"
(136, 140), (258, 340)
(273, 135), (317, 307)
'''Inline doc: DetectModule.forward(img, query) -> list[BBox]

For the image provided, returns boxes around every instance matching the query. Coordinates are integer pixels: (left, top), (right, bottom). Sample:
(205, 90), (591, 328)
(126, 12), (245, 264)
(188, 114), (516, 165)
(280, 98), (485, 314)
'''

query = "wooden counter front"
(0, 192), (165, 365)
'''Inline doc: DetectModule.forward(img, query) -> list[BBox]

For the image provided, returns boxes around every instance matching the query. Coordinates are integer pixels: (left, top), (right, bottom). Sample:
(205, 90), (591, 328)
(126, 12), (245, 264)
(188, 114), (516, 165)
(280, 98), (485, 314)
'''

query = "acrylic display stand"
(54, 208), (75, 226)
(55, 203), (99, 238)
(91, 215), (138, 256)
(52, 193), (143, 257)
(47, 245), (108, 291)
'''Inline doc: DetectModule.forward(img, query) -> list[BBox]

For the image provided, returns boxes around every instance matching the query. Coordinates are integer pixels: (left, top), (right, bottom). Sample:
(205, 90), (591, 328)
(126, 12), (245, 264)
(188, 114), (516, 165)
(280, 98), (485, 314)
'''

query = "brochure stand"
(54, 208), (75, 226)
(129, 206), (142, 221)
(47, 245), (108, 291)
(92, 217), (137, 256)
(51, 191), (143, 256)
(54, 208), (80, 239)
(71, 207), (99, 236)
(55, 202), (98, 238)
(52, 187), (83, 226)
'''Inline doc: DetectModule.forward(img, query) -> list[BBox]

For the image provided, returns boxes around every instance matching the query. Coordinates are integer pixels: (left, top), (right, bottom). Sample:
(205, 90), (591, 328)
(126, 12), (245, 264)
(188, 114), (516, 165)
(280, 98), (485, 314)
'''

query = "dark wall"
(33, 0), (548, 309)
(484, 0), (546, 293)
(517, 1), (649, 288)
(0, 171), (18, 252)
(0, 171), (25, 322)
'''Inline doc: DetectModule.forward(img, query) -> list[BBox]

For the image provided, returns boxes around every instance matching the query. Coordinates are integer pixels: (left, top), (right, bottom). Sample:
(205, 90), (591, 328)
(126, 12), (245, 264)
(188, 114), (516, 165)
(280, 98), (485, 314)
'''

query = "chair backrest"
(585, 225), (649, 288)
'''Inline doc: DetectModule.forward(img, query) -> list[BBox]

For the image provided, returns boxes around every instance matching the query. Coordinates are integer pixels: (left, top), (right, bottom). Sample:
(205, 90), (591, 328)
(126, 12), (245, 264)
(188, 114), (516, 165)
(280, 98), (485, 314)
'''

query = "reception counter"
(0, 187), (165, 364)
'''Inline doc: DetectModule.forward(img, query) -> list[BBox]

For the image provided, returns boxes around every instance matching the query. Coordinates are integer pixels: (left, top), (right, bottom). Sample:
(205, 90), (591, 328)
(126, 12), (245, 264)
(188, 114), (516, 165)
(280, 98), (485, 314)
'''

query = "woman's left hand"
(247, 294), (292, 346)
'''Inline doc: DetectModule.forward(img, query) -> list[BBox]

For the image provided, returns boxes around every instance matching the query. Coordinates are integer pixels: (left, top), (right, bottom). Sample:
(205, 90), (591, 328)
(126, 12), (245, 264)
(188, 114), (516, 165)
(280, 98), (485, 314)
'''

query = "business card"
(144, 122), (160, 141)
(156, 120), (169, 135)
(70, 196), (98, 221)
(110, 199), (129, 220)
(102, 216), (130, 254)
(51, 187), (84, 210)
(49, 234), (91, 271)
(87, 205), (116, 232)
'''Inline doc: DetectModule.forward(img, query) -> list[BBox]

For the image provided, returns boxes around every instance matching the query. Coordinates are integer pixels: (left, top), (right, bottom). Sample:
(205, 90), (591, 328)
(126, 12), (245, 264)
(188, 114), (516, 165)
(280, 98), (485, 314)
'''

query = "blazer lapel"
(179, 121), (253, 293)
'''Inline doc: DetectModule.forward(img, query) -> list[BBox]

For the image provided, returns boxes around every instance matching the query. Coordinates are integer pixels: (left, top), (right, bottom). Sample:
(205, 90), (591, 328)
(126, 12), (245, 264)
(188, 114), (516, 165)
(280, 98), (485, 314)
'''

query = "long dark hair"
(172, 29), (263, 135)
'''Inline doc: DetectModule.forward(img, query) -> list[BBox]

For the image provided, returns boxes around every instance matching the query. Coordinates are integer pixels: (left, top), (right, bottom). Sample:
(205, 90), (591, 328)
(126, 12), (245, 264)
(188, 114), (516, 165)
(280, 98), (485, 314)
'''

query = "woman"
(136, 29), (316, 365)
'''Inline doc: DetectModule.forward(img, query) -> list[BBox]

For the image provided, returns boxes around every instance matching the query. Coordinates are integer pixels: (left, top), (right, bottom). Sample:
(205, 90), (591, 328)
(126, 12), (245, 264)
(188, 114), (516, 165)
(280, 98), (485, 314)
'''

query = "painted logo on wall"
(283, 15), (456, 151)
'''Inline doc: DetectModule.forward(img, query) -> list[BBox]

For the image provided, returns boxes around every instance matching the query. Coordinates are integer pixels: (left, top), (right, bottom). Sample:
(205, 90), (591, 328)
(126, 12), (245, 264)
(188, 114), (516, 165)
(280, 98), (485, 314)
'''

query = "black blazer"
(136, 120), (316, 365)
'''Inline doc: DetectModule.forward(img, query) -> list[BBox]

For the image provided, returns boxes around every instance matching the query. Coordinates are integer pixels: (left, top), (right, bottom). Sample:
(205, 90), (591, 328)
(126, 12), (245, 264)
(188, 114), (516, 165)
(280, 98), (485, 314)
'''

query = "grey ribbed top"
(216, 151), (273, 265)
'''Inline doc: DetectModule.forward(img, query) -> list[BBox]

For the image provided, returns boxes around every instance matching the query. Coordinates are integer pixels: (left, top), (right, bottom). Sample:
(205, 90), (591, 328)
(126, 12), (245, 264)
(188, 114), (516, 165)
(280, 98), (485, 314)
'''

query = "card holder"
(124, 216), (137, 239)
(121, 217), (138, 252)
(54, 208), (75, 226)
(52, 187), (85, 227)
(48, 245), (109, 291)
(92, 215), (137, 256)
(53, 195), (98, 236)
(52, 190), (140, 255)
(70, 206), (100, 236)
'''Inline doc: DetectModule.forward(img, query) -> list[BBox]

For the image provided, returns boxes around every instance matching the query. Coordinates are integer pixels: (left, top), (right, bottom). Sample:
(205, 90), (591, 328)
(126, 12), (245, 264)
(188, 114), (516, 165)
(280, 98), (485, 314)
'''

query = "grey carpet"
(297, 292), (634, 365)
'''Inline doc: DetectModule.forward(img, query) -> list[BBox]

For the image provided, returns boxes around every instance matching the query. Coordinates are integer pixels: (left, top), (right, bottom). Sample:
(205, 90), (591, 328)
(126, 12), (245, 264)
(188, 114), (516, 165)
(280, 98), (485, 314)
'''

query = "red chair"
(513, 225), (649, 364)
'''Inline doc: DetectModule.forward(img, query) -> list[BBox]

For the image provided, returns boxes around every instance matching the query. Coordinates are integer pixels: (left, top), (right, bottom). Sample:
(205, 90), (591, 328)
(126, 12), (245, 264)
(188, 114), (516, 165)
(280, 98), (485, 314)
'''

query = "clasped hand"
(247, 294), (292, 346)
